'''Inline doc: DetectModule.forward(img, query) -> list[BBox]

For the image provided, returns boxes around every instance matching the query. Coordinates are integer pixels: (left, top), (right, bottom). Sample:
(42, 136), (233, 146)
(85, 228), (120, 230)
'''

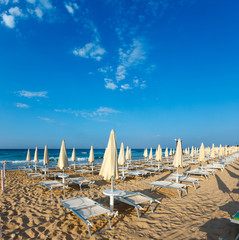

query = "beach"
(1, 158), (239, 240)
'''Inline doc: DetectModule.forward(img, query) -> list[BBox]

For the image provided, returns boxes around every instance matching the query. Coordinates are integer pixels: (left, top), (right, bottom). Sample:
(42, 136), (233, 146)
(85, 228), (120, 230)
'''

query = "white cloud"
(1, 13), (15, 28)
(39, 0), (52, 9)
(16, 103), (30, 108)
(98, 66), (113, 73)
(133, 78), (139, 86)
(81, 106), (119, 119)
(54, 108), (80, 117)
(104, 78), (118, 90)
(9, 7), (22, 16)
(73, 42), (106, 61)
(121, 84), (132, 90)
(17, 90), (48, 98)
(116, 39), (146, 82)
(26, 0), (36, 4)
(35, 7), (43, 18)
(116, 65), (126, 82)
(55, 106), (119, 120)
(65, 2), (79, 15)
(65, 4), (74, 14)
(140, 80), (147, 89)
(38, 116), (54, 122)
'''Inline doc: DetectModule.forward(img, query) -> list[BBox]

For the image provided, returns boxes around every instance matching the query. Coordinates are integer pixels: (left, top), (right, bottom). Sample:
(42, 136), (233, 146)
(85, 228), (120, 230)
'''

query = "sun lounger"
(61, 197), (111, 238)
(184, 169), (210, 179)
(48, 172), (63, 180)
(27, 172), (44, 184)
(148, 180), (189, 198)
(206, 163), (225, 172)
(66, 177), (95, 191)
(75, 169), (92, 177)
(126, 170), (150, 180)
(40, 180), (65, 198)
(115, 191), (160, 218)
(167, 176), (201, 189)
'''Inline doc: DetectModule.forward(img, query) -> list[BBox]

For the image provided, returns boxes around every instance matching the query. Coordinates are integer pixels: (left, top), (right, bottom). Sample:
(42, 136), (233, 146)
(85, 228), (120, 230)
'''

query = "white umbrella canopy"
(156, 145), (162, 168)
(99, 129), (119, 185)
(169, 148), (172, 156)
(173, 139), (183, 168)
(43, 145), (49, 166)
(118, 142), (125, 166)
(143, 148), (148, 159)
(191, 146), (194, 157)
(129, 148), (132, 160)
(71, 148), (77, 162)
(58, 140), (69, 171)
(26, 149), (31, 162)
(125, 146), (130, 160)
(148, 147), (153, 160)
(89, 146), (95, 164)
(199, 142), (205, 164)
(165, 147), (168, 158)
(173, 139), (183, 182)
(33, 147), (39, 163)
(211, 148), (215, 159)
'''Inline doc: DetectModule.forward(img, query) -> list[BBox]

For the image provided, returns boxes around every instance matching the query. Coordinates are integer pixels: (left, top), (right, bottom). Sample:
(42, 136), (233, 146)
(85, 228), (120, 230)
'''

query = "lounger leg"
(177, 190), (181, 198)
(136, 207), (140, 219)
(87, 224), (92, 238)
(50, 189), (53, 198)
(107, 215), (112, 229)
(63, 186), (65, 196)
(150, 202), (154, 214)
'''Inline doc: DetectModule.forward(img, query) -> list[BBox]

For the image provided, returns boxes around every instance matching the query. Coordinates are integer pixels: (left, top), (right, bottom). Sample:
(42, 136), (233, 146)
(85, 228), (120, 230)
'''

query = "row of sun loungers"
(18, 153), (239, 237)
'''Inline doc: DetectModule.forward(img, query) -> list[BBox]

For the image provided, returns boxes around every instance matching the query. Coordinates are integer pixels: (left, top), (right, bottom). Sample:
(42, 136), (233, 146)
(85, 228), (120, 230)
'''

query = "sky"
(0, 0), (239, 149)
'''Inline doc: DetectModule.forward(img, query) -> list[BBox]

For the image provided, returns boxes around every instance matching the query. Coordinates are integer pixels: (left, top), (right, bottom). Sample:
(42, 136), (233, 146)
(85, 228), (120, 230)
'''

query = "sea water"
(0, 149), (167, 170)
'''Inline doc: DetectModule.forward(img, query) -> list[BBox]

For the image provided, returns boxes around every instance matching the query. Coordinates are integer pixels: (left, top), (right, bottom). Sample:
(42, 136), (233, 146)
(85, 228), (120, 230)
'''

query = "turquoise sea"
(0, 149), (168, 170)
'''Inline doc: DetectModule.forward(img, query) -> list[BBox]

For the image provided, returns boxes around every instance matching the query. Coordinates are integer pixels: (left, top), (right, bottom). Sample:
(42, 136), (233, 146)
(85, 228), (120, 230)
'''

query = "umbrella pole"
(110, 177), (114, 213)
(176, 167), (179, 183)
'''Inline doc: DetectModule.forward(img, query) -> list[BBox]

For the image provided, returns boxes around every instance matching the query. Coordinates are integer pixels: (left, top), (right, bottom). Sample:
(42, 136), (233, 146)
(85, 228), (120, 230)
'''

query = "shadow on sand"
(200, 217), (238, 240)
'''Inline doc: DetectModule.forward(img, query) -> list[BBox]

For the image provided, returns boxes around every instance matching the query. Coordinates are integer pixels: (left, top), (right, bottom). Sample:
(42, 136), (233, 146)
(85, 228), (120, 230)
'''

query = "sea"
(0, 149), (168, 170)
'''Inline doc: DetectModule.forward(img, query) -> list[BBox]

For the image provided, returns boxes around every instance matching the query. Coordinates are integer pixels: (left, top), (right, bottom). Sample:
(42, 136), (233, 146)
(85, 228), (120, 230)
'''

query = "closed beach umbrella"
(43, 145), (49, 168)
(165, 147), (168, 158)
(211, 148), (215, 160)
(58, 140), (69, 171)
(34, 147), (39, 163)
(191, 146), (194, 158)
(71, 148), (76, 162)
(125, 146), (130, 160)
(169, 148), (172, 156)
(99, 130), (119, 213)
(26, 149), (31, 162)
(149, 148), (153, 160)
(26, 148), (31, 168)
(173, 139), (183, 168)
(99, 129), (119, 186)
(199, 142), (205, 164)
(33, 147), (39, 171)
(173, 139), (183, 182)
(118, 142), (125, 177)
(143, 148), (148, 159)
(89, 146), (94, 164)
(71, 147), (76, 170)
(118, 142), (125, 166)
(156, 145), (162, 168)
(129, 148), (132, 160)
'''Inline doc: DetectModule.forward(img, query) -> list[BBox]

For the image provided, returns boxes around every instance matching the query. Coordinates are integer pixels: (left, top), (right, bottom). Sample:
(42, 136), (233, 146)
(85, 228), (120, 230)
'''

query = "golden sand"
(1, 162), (239, 239)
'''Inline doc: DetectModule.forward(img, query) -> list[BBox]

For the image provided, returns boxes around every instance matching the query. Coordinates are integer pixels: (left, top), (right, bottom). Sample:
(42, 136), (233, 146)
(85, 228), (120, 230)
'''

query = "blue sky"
(0, 0), (239, 149)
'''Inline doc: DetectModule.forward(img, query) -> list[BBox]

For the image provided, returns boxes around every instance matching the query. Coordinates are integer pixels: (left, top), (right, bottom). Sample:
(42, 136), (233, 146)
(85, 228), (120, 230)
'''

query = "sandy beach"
(1, 159), (239, 240)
